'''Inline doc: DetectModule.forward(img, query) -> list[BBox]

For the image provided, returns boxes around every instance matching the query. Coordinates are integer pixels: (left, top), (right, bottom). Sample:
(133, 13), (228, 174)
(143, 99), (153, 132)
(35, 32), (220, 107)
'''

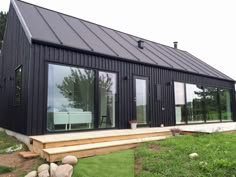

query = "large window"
(99, 72), (116, 128)
(15, 66), (22, 105)
(205, 87), (220, 122)
(219, 89), (232, 121)
(47, 64), (95, 131)
(174, 82), (232, 124)
(135, 77), (148, 125)
(186, 84), (204, 123)
(174, 82), (185, 124)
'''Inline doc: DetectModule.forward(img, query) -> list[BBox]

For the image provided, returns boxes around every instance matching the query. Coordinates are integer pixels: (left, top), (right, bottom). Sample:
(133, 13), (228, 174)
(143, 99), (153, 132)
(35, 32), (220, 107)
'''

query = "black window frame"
(45, 62), (119, 133)
(173, 81), (233, 125)
(15, 65), (23, 105)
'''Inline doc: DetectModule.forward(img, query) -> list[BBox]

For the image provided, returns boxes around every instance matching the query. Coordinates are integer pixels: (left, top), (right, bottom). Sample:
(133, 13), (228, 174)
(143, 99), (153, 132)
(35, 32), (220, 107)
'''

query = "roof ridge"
(14, 0), (186, 52)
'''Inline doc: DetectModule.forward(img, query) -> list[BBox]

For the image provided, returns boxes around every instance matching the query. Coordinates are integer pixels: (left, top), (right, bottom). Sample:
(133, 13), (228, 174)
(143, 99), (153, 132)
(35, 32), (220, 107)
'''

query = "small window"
(15, 66), (22, 105)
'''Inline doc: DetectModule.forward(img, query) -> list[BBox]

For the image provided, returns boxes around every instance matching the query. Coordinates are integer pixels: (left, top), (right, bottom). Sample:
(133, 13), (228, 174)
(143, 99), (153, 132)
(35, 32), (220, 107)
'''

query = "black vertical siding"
(0, 6), (235, 136)
(25, 43), (235, 135)
(0, 5), (31, 134)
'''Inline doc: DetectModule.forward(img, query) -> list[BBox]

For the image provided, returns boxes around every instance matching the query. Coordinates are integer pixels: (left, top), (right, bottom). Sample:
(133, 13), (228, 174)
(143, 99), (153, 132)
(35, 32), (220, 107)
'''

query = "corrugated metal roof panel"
(13, 0), (234, 81)
(62, 15), (116, 55)
(82, 21), (137, 60)
(37, 7), (90, 50)
(101, 27), (156, 64)
(15, 1), (59, 44)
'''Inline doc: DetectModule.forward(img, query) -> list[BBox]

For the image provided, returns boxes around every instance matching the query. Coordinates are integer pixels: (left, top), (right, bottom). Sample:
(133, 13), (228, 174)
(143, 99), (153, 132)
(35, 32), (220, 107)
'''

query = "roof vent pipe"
(174, 41), (178, 49)
(138, 40), (144, 49)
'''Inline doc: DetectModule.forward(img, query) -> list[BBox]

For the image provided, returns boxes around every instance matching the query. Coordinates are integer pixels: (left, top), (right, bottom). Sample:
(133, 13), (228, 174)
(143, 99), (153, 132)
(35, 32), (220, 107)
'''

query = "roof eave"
(11, 0), (32, 44)
(31, 38), (235, 83)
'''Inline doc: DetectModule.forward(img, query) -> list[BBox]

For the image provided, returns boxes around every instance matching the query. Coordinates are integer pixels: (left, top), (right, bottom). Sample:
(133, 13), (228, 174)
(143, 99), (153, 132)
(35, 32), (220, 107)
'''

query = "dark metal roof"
(13, 0), (233, 81)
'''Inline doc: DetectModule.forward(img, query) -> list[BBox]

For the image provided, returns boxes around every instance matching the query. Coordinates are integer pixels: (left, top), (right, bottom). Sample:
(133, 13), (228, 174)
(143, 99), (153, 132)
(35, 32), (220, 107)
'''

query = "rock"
(62, 155), (78, 165)
(38, 170), (50, 177)
(189, 152), (198, 158)
(25, 170), (37, 177)
(38, 164), (49, 173)
(50, 163), (58, 177)
(5, 144), (23, 153)
(55, 164), (73, 177)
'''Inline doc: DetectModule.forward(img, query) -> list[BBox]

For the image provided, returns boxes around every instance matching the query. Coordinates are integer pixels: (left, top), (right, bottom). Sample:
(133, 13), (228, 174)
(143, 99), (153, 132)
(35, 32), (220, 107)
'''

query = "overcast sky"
(1, 0), (236, 80)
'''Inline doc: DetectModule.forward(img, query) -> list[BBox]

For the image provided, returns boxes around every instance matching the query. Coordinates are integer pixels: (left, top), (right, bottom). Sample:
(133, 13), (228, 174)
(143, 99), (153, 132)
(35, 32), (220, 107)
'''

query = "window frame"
(45, 62), (119, 133)
(15, 65), (23, 106)
(173, 81), (233, 125)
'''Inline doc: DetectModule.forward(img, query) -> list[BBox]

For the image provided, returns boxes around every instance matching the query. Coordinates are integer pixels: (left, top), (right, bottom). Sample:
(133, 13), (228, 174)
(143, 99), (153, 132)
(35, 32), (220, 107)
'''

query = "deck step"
(30, 129), (171, 149)
(43, 136), (167, 162)
(19, 151), (39, 158)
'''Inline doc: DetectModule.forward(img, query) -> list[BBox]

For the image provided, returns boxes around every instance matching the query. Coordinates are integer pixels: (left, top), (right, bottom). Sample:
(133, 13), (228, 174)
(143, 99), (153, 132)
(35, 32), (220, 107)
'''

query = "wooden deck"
(30, 122), (236, 162)
(30, 128), (171, 162)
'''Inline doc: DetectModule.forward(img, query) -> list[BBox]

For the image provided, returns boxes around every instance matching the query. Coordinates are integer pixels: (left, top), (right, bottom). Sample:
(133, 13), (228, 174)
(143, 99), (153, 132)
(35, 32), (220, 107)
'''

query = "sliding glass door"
(47, 64), (117, 132)
(134, 76), (148, 125)
(47, 64), (95, 131)
(99, 72), (117, 128)
(174, 81), (233, 124)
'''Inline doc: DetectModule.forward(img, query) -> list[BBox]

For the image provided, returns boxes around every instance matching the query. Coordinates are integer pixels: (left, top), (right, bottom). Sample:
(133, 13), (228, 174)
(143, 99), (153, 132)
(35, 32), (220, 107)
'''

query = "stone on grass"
(62, 155), (78, 165)
(25, 170), (37, 177)
(189, 152), (198, 159)
(50, 163), (58, 177)
(38, 170), (50, 177)
(55, 164), (73, 177)
(38, 164), (49, 173)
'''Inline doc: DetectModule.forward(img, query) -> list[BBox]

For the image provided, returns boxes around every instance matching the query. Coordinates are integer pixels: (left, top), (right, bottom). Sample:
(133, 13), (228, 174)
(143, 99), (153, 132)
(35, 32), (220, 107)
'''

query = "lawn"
(135, 133), (236, 177)
(73, 149), (134, 177)
(0, 131), (24, 154)
(1, 130), (236, 177)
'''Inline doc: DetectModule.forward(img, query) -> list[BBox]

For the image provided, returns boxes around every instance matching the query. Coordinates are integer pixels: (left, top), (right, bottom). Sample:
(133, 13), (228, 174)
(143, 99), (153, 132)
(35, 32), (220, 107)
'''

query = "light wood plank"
(44, 131), (171, 148)
(47, 144), (138, 162)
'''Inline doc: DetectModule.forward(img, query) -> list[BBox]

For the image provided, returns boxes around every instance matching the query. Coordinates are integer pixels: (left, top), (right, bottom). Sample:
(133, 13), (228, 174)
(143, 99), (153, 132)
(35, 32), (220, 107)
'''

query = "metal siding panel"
(26, 42), (236, 135)
(0, 6), (30, 134)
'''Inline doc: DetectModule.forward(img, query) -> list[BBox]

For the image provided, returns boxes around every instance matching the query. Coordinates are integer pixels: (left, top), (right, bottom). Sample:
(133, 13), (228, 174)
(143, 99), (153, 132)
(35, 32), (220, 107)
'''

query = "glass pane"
(174, 82), (185, 124)
(205, 87), (220, 122)
(136, 79), (147, 124)
(15, 67), (22, 105)
(47, 64), (94, 131)
(186, 84), (204, 123)
(99, 72), (116, 128)
(219, 89), (232, 121)
(175, 106), (186, 124)
(174, 82), (185, 105)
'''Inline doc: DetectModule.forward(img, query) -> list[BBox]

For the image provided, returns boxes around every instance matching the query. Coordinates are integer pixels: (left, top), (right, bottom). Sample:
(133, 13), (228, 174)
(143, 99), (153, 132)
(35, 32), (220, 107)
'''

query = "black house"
(0, 0), (235, 136)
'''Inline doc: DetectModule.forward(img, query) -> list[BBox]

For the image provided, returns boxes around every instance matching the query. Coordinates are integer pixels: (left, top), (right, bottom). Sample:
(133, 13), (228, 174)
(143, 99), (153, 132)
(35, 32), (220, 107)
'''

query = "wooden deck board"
(43, 136), (167, 155)
(30, 127), (171, 143)
(31, 122), (236, 144)
(30, 122), (236, 162)
(43, 136), (167, 162)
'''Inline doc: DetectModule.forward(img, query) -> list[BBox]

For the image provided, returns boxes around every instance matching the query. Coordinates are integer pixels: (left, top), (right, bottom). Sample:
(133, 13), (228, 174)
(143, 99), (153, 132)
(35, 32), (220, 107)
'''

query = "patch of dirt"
(135, 157), (143, 175)
(148, 144), (161, 151)
(0, 152), (44, 177)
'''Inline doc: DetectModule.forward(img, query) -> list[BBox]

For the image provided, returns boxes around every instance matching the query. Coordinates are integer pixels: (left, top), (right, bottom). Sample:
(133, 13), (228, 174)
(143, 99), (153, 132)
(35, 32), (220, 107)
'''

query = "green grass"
(0, 131), (25, 154)
(135, 133), (236, 177)
(0, 165), (14, 174)
(0, 131), (28, 154)
(73, 149), (134, 177)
